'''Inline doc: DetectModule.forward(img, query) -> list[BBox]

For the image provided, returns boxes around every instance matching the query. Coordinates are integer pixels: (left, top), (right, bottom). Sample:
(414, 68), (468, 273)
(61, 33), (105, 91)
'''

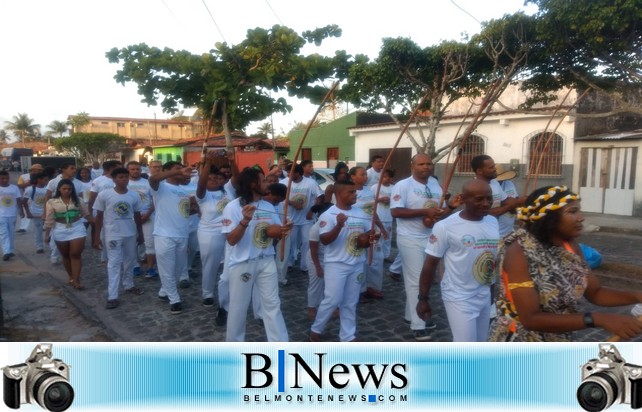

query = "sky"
(0, 0), (537, 140)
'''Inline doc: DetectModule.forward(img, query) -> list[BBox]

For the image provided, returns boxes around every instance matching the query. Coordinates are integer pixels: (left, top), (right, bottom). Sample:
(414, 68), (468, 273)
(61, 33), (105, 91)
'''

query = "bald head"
(410, 153), (434, 181)
(463, 179), (491, 197)
(461, 179), (493, 219)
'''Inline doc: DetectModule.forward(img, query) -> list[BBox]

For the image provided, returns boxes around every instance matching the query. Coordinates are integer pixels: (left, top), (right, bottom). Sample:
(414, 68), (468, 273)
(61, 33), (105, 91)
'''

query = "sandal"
(71, 281), (85, 290)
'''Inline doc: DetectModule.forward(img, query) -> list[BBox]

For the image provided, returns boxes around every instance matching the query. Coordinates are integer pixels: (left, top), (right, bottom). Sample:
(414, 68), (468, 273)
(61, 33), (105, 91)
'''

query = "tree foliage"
(47, 120), (69, 138)
(54, 133), (125, 164)
(106, 24), (347, 149)
(68, 112), (91, 133)
(3, 113), (40, 144)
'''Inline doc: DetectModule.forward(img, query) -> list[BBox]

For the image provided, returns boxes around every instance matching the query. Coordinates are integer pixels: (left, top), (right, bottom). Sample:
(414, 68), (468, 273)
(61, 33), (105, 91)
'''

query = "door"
(579, 147), (637, 215)
(368, 148), (412, 180)
(301, 148), (312, 162)
(327, 147), (339, 168)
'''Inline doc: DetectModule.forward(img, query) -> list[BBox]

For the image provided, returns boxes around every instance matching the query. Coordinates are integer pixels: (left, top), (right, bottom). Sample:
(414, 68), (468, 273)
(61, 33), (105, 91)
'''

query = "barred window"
(528, 133), (563, 176)
(456, 134), (485, 173)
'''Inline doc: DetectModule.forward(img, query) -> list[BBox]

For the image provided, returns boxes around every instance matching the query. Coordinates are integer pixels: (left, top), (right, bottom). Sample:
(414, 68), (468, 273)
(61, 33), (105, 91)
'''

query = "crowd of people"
(1, 150), (641, 342)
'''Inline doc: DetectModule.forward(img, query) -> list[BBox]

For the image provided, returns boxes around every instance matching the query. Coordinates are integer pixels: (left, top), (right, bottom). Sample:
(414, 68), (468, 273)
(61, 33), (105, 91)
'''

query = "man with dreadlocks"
(489, 185), (642, 342)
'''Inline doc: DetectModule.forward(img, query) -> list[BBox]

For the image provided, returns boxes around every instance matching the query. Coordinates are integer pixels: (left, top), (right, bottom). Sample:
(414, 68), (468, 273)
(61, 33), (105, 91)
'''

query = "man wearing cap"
(494, 164), (519, 237)
(16, 163), (44, 233)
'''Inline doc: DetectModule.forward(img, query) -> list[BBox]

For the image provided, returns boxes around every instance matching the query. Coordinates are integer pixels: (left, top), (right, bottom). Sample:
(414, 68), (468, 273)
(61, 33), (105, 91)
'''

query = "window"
(101, 121), (109, 125)
(137, 123), (144, 127)
(161, 124), (169, 129)
(456, 134), (485, 173)
(528, 132), (563, 176)
(165, 153), (172, 162)
(117, 122), (125, 127)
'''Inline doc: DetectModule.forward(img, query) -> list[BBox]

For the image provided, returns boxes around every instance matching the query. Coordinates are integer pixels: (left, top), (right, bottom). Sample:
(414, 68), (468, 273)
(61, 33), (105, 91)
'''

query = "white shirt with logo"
(93, 189), (142, 239)
(318, 205), (369, 266)
(151, 182), (191, 238)
(221, 198), (281, 267)
(280, 177), (322, 225)
(128, 178), (153, 214)
(23, 186), (48, 217)
(366, 167), (382, 187)
(197, 190), (231, 232)
(307, 220), (326, 263)
(424, 212), (499, 301)
(489, 179), (508, 209)
(498, 180), (518, 237)
(370, 183), (394, 223)
(391, 176), (443, 239)
(0, 184), (21, 218)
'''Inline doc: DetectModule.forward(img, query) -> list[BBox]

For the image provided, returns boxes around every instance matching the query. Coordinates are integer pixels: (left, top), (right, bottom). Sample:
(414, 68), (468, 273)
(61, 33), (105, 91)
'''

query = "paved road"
(2, 225), (640, 342)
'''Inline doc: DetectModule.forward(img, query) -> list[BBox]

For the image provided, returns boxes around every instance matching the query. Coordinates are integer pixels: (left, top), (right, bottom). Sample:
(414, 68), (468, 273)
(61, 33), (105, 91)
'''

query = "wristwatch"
(583, 312), (595, 328)
(417, 295), (429, 302)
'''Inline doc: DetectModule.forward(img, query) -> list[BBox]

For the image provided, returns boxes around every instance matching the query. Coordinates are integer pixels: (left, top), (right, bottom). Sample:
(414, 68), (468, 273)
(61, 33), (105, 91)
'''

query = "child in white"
(93, 169), (143, 306)
(0, 172), (22, 259)
(371, 170), (394, 260)
(306, 219), (326, 320)
(22, 174), (49, 252)
(424, 211), (499, 342)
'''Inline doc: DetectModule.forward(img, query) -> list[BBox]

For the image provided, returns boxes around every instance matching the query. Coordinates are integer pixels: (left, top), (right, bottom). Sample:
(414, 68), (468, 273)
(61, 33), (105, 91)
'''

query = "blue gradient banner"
(1, 343), (640, 411)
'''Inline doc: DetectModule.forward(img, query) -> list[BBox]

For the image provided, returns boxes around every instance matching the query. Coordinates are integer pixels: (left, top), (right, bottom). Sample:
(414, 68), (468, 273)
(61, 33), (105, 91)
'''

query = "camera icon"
(577, 343), (642, 411)
(3, 344), (74, 411)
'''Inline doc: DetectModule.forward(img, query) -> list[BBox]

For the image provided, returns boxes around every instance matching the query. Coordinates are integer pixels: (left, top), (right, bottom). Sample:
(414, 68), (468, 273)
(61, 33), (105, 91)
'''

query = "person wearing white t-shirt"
(22, 173), (49, 253)
(494, 165), (520, 237)
(371, 169), (395, 261)
(309, 180), (379, 342)
(93, 168), (145, 309)
(149, 161), (194, 314)
(16, 163), (44, 232)
(280, 164), (323, 273)
(366, 155), (384, 187)
(88, 160), (122, 263)
(471, 155), (525, 221)
(349, 166), (388, 300)
(127, 161), (157, 278)
(0, 171), (22, 260)
(221, 167), (292, 342)
(417, 179), (500, 342)
(196, 152), (230, 307)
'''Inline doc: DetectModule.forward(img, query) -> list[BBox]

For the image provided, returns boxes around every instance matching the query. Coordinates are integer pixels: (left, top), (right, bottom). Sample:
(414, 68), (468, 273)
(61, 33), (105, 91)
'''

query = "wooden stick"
(606, 315), (642, 342)
(280, 81), (340, 261)
(368, 91), (430, 264)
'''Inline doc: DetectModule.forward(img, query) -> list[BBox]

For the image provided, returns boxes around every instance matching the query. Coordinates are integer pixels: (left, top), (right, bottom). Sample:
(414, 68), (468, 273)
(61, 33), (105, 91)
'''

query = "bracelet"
(239, 221), (249, 228)
(583, 312), (595, 328)
(417, 294), (429, 302)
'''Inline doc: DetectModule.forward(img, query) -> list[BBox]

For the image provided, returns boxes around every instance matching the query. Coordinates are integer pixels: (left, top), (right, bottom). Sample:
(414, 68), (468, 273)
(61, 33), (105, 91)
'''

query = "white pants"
(275, 235), (291, 285)
(32, 217), (44, 250)
(219, 242), (232, 310)
(311, 261), (364, 342)
(197, 228), (226, 300)
(0, 215), (17, 255)
(397, 235), (427, 331)
(19, 216), (30, 231)
(381, 221), (393, 258)
(226, 257), (288, 342)
(365, 240), (384, 291)
(305, 250), (324, 308)
(443, 289), (491, 342)
(137, 218), (155, 261)
(389, 253), (402, 274)
(180, 230), (199, 281)
(105, 235), (137, 300)
(154, 235), (188, 304)
(288, 222), (312, 271)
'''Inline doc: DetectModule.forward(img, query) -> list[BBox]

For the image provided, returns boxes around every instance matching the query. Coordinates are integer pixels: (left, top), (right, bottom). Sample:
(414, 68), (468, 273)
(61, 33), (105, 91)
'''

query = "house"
(69, 115), (204, 141)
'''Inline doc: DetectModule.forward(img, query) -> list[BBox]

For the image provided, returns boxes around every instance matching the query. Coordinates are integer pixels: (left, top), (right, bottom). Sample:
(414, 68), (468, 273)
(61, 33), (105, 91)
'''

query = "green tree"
(68, 111), (91, 133)
(47, 120), (69, 138)
(256, 121), (273, 138)
(106, 24), (347, 150)
(3, 113), (40, 145)
(0, 130), (9, 144)
(54, 132), (125, 165)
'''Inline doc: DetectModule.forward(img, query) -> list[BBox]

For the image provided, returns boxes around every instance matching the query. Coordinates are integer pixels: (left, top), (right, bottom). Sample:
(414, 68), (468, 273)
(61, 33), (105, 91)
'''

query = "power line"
(201, 0), (228, 43)
(264, 0), (284, 26)
(450, 0), (481, 25)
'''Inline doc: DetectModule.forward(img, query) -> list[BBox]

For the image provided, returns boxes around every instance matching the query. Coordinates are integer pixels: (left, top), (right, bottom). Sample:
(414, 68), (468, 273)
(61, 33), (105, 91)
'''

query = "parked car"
(312, 168), (335, 190)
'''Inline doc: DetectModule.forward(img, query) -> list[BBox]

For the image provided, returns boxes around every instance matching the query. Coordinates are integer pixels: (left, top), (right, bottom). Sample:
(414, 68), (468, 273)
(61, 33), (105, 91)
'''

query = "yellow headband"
(517, 186), (580, 222)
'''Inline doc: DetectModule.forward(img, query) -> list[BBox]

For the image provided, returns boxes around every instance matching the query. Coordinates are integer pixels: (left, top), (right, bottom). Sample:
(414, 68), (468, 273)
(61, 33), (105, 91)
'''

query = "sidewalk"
(583, 212), (642, 236)
(1, 214), (641, 342)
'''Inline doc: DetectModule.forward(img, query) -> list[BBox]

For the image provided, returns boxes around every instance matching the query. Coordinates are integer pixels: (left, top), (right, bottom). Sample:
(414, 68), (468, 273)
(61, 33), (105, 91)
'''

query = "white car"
(311, 168), (335, 191)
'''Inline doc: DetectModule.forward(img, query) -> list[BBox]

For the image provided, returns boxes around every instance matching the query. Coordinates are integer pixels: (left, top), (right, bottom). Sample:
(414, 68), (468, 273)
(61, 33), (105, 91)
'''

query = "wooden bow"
(368, 92), (430, 264)
(280, 81), (340, 261)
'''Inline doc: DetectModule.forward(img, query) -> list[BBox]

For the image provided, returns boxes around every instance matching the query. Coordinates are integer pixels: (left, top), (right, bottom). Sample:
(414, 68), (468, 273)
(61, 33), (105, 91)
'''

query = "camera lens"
(33, 373), (74, 412)
(577, 373), (618, 412)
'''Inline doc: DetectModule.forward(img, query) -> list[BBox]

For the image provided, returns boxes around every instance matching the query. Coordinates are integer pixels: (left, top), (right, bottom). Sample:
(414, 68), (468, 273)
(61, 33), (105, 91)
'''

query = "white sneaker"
(632, 304), (642, 317)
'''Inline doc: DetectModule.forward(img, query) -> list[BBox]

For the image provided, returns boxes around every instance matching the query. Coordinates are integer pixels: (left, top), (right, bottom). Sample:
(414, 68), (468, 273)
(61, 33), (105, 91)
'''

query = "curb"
(596, 226), (642, 238)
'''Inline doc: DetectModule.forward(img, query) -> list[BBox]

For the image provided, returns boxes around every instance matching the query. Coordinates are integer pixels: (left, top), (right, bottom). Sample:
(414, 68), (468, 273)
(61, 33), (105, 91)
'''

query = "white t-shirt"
(197, 190), (231, 232)
(489, 179), (508, 209)
(0, 184), (21, 218)
(23, 186), (48, 217)
(498, 180), (518, 237)
(391, 176), (443, 239)
(94, 189), (142, 239)
(77, 181), (92, 206)
(151, 181), (191, 238)
(182, 181), (200, 232)
(370, 183), (393, 223)
(306, 220), (325, 264)
(424, 212), (499, 302)
(47, 176), (85, 200)
(356, 185), (376, 218)
(280, 177), (322, 225)
(224, 180), (237, 200)
(318, 205), (369, 266)
(221, 198), (281, 266)
(91, 168), (103, 180)
(366, 167), (382, 187)
(128, 178), (153, 214)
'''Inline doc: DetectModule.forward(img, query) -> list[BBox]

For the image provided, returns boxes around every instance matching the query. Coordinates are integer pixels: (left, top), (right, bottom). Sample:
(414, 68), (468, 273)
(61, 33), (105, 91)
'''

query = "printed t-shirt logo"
(291, 193), (307, 209)
(178, 198), (190, 218)
(1, 196), (15, 207)
(222, 218), (232, 227)
(345, 231), (364, 257)
(472, 250), (496, 285)
(253, 222), (270, 249)
(424, 200), (438, 209)
(393, 194), (401, 202)
(114, 201), (130, 217)
(428, 233), (438, 244)
(216, 197), (230, 214)
(461, 235), (475, 247)
(137, 191), (148, 204)
(361, 202), (374, 216)
(34, 195), (46, 206)
(319, 221), (327, 228)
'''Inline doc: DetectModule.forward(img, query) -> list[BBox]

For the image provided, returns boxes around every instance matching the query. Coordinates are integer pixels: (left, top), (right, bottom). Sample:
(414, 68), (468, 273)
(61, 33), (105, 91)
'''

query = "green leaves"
(54, 133), (125, 164)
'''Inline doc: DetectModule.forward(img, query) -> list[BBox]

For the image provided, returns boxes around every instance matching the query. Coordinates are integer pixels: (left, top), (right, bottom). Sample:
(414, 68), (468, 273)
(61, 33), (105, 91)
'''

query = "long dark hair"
(54, 179), (81, 207)
(237, 168), (262, 206)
